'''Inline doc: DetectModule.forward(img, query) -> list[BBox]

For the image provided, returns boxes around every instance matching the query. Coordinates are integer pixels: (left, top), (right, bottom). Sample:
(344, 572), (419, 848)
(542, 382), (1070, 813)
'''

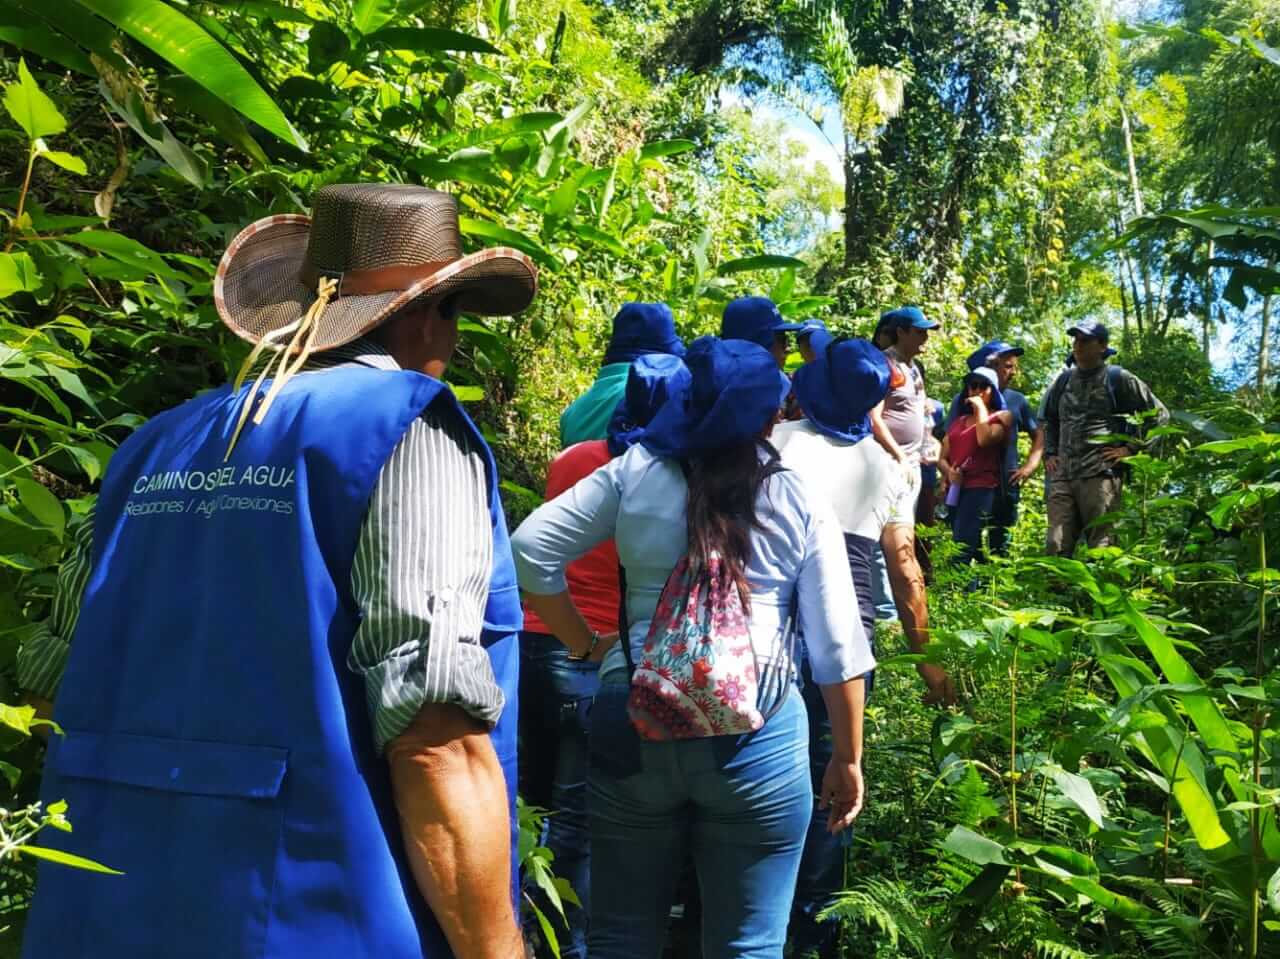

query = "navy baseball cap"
(797, 319), (828, 337)
(879, 306), (939, 330)
(1067, 321), (1117, 357)
(721, 296), (804, 349)
(966, 339), (1025, 371)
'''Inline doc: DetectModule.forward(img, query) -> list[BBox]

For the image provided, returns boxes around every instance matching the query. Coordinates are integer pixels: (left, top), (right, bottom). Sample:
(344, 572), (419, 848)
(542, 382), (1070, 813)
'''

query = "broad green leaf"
(44, 366), (100, 415)
(159, 76), (269, 167)
(1046, 767), (1105, 828)
(13, 477), (64, 537)
(16, 843), (124, 875)
(224, 1), (315, 23)
(74, 0), (307, 150)
(716, 255), (806, 276)
(450, 385), (483, 402)
(0, 252), (42, 298)
(37, 149), (87, 175)
(0, 759), (20, 789)
(353, 0), (398, 33)
(4, 58), (66, 140)
(597, 160), (618, 226)
(459, 217), (557, 267)
(942, 825), (1007, 865)
(1245, 35), (1280, 69)
(1031, 860), (1157, 920)
(639, 139), (696, 160)
(528, 898), (561, 959)
(0, 26), (95, 77)
(308, 22), (351, 73)
(96, 75), (209, 188)
(366, 27), (500, 54)
(0, 702), (36, 734)
(570, 223), (626, 258)
(1268, 865), (1280, 914)
(58, 231), (186, 281)
(546, 169), (587, 219)
(453, 111), (561, 149)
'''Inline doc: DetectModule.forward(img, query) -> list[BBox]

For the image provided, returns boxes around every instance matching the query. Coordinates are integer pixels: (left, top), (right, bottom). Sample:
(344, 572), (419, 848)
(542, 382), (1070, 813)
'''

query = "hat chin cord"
(223, 277), (338, 461)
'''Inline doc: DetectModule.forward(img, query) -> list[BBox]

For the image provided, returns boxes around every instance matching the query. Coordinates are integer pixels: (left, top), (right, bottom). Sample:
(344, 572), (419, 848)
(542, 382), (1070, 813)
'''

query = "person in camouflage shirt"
(1041, 321), (1168, 555)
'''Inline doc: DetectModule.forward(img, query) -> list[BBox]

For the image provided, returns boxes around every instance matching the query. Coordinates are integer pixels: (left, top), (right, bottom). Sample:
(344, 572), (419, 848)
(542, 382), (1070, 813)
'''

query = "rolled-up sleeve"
(511, 455), (623, 596)
(348, 408), (503, 753)
(796, 497), (877, 685)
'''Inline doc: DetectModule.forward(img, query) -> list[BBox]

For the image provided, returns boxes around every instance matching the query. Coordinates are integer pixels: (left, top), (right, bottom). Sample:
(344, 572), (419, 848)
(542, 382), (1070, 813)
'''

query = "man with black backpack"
(1041, 321), (1168, 555)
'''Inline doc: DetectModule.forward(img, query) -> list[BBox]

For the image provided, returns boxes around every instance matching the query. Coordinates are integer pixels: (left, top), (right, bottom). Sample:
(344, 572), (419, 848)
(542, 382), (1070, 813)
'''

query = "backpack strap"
(1104, 364), (1140, 438)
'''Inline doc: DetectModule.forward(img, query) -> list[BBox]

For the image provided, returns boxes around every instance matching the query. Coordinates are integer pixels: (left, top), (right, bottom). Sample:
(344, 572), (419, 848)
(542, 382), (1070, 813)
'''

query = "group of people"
(12, 184), (1168, 959)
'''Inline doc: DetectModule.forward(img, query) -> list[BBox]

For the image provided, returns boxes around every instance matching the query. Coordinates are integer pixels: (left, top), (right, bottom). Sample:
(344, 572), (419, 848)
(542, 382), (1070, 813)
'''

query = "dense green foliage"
(0, 0), (1277, 956)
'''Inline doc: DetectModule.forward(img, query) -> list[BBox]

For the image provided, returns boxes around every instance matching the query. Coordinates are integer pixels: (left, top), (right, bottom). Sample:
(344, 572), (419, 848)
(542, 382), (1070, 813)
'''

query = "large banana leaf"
(72, 0), (307, 151)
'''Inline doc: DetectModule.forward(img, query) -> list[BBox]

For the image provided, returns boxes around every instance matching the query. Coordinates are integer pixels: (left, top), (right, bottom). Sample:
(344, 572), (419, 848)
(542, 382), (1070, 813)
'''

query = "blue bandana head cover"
(721, 296), (803, 349)
(791, 338), (891, 443)
(603, 302), (686, 365)
(965, 339), (1025, 371)
(606, 354), (693, 456)
(639, 336), (791, 459)
(962, 366), (1007, 413)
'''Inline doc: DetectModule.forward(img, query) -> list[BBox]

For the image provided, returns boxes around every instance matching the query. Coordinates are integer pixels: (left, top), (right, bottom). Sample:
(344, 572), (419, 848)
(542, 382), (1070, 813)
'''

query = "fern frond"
(1035, 939), (1094, 959)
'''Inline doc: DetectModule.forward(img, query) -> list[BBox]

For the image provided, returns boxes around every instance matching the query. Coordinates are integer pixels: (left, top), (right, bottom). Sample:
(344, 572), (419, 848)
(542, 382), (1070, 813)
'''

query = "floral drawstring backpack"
(621, 553), (796, 741)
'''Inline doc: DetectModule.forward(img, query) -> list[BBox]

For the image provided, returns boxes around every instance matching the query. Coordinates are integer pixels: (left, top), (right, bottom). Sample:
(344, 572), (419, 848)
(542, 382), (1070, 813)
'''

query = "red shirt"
(946, 417), (1002, 489)
(521, 440), (620, 635)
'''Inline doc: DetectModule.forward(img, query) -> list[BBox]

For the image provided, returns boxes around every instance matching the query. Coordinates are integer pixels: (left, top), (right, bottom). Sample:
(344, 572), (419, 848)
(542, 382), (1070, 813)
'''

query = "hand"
(1100, 446), (1132, 463)
(587, 632), (620, 663)
(1045, 455), (1059, 476)
(819, 759), (865, 833)
(967, 394), (988, 416)
(918, 663), (957, 707)
(1008, 464), (1033, 487)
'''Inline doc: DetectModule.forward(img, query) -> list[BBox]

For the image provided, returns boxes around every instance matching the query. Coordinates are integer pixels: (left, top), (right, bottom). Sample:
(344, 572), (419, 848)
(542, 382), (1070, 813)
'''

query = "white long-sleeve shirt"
(511, 444), (875, 686)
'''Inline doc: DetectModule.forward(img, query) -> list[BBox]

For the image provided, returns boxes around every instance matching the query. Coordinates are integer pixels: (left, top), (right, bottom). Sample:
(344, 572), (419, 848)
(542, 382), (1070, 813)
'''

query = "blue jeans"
(950, 486), (997, 566)
(790, 533), (876, 956)
(870, 543), (898, 622)
(587, 683), (811, 959)
(518, 631), (601, 959)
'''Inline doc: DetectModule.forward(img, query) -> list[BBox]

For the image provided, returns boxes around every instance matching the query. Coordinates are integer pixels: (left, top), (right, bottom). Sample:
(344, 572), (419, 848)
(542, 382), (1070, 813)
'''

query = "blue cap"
(603, 302), (686, 366)
(965, 339), (1025, 371)
(721, 296), (804, 349)
(640, 336), (792, 459)
(798, 319), (828, 336)
(879, 306), (939, 330)
(1067, 321), (1117, 358)
(791, 338), (891, 443)
(962, 366), (1007, 412)
(605, 355), (692, 456)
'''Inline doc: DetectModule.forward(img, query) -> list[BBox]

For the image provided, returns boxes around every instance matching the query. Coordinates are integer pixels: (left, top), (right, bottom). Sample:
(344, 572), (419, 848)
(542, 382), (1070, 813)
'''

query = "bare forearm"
(1024, 427), (1045, 471)
(819, 676), (866, 765)
(387, 703), (521, 959)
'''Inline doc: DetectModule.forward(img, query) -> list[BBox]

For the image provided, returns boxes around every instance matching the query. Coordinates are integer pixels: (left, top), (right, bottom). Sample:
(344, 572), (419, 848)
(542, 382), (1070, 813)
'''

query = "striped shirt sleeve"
(17, 509), (95, 700)
(347, 403), (503, 752)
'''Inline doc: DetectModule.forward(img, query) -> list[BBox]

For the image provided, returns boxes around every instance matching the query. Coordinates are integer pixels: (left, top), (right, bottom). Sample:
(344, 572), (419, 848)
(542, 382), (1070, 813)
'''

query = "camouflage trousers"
(1045, 473), (1123, 556)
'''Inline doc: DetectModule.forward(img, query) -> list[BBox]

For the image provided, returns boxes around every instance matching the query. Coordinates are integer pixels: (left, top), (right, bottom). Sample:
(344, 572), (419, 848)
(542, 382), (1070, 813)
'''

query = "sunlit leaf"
(3, 58), (66, 140)
(74, 0), (307, 149)
(16, 843), (123, 875)
(366, 26), (500, 54)
(0, 252), (42, 298)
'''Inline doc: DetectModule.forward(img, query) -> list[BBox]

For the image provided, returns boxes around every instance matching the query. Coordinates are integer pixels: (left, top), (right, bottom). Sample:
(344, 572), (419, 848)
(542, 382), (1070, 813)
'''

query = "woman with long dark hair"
(512, 336), (873, 958)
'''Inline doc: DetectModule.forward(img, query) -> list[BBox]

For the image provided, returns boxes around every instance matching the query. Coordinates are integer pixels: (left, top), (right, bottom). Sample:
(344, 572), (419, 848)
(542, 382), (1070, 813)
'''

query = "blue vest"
(22, 367), (522, 959)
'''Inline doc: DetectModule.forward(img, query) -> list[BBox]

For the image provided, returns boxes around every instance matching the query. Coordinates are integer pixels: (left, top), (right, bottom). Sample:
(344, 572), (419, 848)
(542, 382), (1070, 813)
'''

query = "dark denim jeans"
(587, 683), (811, 959)
(950, 486), (997, 566)
(519, 631), (601, 959)
(789, 533), (877, 957)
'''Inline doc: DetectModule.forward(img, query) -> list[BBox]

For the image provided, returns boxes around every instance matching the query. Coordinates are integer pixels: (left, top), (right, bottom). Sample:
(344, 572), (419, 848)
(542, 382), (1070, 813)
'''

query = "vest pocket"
(44, 731), (288, 959)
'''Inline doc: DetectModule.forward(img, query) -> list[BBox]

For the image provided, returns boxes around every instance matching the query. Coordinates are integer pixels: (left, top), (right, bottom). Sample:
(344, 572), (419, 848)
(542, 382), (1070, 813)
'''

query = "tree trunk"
(1260, 254), (1276, 392)
(1119, 98), (1155, 336)
(1201, 238), (1215, 357)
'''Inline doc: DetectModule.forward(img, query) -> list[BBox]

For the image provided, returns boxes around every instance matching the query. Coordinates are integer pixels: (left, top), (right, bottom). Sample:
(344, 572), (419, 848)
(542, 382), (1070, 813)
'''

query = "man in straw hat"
(17, 184), (536, 959)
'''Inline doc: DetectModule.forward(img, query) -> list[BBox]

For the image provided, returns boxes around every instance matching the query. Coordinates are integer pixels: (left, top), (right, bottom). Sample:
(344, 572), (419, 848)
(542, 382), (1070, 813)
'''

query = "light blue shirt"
(511, 444), (875, 686)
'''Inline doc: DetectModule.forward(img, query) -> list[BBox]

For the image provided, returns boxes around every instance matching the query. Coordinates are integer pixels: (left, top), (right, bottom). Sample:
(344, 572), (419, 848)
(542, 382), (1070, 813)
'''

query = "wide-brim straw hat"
(214, 183), (537, 352)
